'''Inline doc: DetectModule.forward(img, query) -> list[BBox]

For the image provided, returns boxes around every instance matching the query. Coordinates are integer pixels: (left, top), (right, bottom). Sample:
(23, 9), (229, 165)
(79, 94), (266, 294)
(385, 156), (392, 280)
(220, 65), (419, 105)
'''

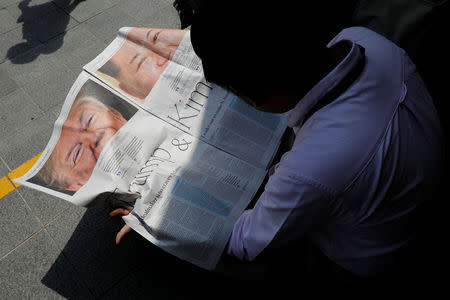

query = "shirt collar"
(287, 39), (364, 129)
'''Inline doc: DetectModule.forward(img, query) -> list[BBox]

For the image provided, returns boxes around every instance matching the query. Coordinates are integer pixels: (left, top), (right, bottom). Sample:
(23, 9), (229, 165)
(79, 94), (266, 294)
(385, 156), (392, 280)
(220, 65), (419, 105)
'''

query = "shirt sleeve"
(226, 165), (333, 261)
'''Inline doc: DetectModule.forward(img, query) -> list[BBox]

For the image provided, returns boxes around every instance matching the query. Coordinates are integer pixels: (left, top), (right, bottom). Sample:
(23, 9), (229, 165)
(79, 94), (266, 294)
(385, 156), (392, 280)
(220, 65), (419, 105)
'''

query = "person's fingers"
(109, 208), (130, 217)
(116, 225), (132, 245)
(109, 208), (130, 225)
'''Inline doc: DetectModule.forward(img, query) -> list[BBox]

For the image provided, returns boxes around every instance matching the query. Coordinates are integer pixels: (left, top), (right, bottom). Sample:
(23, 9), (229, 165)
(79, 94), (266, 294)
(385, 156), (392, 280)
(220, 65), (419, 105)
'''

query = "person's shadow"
(6, 0), (84, 64)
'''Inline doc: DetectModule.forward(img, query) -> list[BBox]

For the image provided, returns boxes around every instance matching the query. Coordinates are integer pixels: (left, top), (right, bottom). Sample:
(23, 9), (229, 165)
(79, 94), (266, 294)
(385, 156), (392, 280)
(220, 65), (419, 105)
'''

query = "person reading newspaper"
(15, 0), (443, 285)
(154, 0), (442, 285)
(16, 23), (288, 272)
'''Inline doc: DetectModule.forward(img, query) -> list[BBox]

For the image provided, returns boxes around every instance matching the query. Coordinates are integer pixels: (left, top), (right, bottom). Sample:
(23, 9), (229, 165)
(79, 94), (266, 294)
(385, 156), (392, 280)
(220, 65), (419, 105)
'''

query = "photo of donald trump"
(30, 80), (137, 195)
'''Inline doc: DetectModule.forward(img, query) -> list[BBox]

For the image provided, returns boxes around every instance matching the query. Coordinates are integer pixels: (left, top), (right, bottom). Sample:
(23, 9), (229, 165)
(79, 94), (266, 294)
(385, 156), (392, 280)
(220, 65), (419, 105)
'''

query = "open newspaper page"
(14, 72), (267, 270)
(84, 27), (288, 169)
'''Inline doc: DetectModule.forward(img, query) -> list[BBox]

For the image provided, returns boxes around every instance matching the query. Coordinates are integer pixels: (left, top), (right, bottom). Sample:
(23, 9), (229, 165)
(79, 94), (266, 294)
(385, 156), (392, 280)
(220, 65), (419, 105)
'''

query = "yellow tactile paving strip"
(0, 153), (41, 199)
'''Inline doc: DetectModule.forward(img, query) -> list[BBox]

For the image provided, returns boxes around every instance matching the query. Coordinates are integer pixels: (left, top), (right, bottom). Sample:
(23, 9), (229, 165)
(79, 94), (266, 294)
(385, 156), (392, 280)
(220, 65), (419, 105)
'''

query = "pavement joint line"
(0, 155), (12, 172)
(43, 226), (98, 298)
(0, 176), (15, 199)
(0, 228), (43, 262)
(0, 152), (42, 200)
(42, 226), (64, 252)
(15, 185), (47, 229)
(43, 204), (74, 228)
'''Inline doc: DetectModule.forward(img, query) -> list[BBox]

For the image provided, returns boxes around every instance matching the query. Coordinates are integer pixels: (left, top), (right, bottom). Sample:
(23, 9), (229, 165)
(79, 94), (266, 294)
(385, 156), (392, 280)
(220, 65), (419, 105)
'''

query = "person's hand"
(109, 208), (132, 245)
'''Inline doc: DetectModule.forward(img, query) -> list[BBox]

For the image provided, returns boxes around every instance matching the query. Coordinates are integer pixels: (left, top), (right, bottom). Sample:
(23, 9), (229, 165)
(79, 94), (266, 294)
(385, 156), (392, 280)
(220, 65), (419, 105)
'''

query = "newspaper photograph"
(16, 73), (139, 201)
(15, 27), (289, 270)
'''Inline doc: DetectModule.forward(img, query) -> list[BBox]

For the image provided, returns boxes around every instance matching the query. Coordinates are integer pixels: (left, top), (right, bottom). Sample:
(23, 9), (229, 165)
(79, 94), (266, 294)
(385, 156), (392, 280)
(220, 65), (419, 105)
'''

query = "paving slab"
(49, 100), (65, 119)
(53, 0), (117, 23)
(28, 7), (80, 43)
(0, 229), (93, 299)
(0, 111), (57, 171)
(45, 204), (87, 248)
(0, 63), (18, 98)
(0, 190), (41, 257)
(45, 204), (205, 298)
(16, 185), (72, 226)
(47, 206), (138, 297)
(0, 25), (41, 63)
(137, 0), (180, 28)
(5, 0), (57, 23)
(0, 6), (19, 33)
(0, 88), (43, 140)
(45, 203), (217, 298)
(116, 0), (169, 24)
(46, 23), (107, 74)
(0, 0), (21, 9)
(84, 5), (144, 44)
(3, 43), (78, 111)
(5, 0), (79, 43)
(0, 158), (10, 177)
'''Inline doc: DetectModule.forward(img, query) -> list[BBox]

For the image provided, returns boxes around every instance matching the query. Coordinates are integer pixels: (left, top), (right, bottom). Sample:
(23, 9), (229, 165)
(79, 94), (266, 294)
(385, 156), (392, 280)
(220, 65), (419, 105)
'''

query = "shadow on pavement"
(7, 0), (83, 64)
(46, 208), (397, 297)
(40, 208), (260, 299)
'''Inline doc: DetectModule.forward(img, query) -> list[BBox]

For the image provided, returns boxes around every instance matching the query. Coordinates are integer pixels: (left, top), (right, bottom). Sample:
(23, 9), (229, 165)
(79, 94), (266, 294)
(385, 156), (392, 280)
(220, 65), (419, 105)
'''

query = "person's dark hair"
(173, 0), (207, 29)
(98, 60), (120, 79)
(186, 1), (358, 104)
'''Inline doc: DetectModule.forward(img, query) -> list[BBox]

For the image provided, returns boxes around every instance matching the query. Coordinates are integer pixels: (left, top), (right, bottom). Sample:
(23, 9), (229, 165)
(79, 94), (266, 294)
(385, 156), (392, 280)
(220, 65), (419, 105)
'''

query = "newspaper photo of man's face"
(97, 28), (186, 101)
(31, 80), (137, 195)
(52, 96), (126, 191)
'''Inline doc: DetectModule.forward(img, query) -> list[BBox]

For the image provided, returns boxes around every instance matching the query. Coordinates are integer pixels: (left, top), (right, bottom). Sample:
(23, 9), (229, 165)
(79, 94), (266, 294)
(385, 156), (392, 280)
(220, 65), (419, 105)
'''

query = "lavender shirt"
(226, 27), (444, 276)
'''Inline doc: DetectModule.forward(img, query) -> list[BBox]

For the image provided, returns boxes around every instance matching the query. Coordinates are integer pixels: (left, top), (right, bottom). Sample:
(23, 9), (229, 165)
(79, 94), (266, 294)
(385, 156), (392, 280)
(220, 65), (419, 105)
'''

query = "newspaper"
(14, 27), (288, 270)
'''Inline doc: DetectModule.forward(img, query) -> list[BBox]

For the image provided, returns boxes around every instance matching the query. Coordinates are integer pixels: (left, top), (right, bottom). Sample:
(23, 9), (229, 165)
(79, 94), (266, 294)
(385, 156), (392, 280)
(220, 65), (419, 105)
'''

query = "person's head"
(188, 1), (357, 112)
(99, 28), (184, 99)
(38, 95), (127, 192)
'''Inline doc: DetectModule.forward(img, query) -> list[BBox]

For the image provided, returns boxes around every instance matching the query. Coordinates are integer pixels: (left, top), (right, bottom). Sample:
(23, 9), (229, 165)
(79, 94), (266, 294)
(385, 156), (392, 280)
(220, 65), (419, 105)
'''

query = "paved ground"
(0, 0), (250, 298)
